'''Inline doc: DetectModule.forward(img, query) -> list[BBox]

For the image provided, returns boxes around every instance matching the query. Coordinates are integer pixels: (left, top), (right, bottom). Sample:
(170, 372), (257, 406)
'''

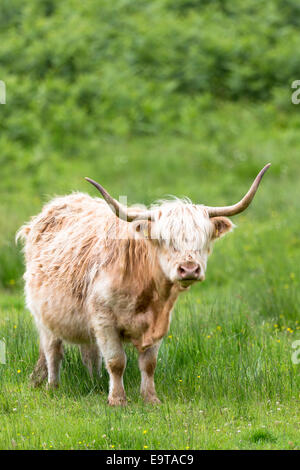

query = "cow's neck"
(133, 268), (181, 352)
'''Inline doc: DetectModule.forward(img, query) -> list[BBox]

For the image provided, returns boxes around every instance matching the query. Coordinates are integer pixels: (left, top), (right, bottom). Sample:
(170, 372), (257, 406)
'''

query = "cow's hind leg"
(80, 344), (102, 377)
(30, 346), (48, 387)
(40, 329), (64, 389)
(138, 342), (161, 404)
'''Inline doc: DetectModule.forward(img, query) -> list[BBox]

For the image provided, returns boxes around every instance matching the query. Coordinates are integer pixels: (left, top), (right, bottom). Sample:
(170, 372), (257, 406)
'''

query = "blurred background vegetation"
(0, 0), (299, 290)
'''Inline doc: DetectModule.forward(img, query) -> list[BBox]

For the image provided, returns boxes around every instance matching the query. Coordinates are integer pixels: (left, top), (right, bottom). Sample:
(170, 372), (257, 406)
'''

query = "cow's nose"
(177, 262), (201, 280)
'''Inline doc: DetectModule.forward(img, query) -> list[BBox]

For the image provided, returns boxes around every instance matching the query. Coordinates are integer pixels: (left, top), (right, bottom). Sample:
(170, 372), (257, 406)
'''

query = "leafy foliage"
(1, 0), (300, 141)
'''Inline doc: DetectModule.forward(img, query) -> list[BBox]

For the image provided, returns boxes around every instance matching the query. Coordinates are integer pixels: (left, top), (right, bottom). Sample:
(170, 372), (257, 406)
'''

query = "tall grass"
(0, 273), (300, 450)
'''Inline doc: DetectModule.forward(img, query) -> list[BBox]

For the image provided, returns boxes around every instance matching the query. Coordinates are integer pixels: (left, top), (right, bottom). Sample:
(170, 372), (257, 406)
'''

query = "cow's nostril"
(178, 266), (186, 275)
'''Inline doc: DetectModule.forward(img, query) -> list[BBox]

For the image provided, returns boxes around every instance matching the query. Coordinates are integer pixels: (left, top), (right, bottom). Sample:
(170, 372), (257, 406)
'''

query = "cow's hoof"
(30, 370), (48, 388)
(143, 395), (162, 405)
(30, 375), (42, 388)
(108, 396), (127, 407)
(30, 379), (43, 388)
(46, 382), (59, 390)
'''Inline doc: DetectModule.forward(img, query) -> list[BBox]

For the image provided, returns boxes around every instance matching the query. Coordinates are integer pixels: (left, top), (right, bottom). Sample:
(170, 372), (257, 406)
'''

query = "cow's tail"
(15, 224), (31, 245)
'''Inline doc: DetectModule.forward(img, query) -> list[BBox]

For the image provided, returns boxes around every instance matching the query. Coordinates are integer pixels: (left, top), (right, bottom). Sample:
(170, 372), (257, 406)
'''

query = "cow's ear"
(132, 219), (152, 239)
(211, 217), (234, 239)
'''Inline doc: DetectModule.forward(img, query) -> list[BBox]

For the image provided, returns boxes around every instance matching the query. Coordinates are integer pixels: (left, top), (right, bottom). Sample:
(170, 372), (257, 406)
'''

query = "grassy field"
(0, 104), (300, 450)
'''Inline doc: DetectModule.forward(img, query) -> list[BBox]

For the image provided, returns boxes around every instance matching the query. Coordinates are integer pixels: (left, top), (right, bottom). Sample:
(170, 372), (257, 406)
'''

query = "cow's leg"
(30, 346), (48, 387)
(94, 326), (127, 406)
(138, 342), (161, 404)
(40, 329), (64, 389)
(80, 344), (102, 377)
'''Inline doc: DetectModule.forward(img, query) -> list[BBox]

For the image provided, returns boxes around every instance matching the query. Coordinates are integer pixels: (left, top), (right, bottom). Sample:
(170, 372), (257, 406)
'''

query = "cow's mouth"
(178, 278), (198, 288)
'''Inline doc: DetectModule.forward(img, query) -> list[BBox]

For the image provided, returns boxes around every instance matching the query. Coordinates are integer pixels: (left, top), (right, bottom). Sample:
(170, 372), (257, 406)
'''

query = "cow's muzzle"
(177, 262), (204, 284)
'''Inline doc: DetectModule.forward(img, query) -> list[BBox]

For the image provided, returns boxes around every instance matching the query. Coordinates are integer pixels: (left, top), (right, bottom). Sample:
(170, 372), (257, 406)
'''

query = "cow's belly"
(27, 292), (94, 344)
(42, 312), (94, 344)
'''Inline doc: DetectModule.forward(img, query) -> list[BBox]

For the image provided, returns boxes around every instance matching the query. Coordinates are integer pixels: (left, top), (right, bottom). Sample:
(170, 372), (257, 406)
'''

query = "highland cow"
(17, 164), (270, 405)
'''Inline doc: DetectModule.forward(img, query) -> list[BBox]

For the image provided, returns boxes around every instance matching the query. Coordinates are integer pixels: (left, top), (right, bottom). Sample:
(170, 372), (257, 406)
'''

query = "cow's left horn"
(205, 163), (271, 218)
(85, 178), (153, 221)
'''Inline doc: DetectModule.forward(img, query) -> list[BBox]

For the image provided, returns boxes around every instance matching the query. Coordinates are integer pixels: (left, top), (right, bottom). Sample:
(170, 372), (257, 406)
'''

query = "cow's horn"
(85, 177), (153, 221)
(205, 163), (271, 218)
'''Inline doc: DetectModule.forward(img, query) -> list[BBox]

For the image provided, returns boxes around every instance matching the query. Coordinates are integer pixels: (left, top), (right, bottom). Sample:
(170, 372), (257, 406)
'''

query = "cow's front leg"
(138, 342), (161, 404)
(95, 326), (127, 406)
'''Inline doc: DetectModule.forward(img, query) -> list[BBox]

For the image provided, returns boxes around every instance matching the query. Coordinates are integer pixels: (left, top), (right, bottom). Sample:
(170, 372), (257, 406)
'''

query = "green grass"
(1, 104), (300, 449)
(1, 285), (300, 450)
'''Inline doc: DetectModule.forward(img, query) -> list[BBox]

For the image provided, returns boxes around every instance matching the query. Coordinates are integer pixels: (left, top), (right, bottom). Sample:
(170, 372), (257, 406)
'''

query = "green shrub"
(1, 0), (300, 140)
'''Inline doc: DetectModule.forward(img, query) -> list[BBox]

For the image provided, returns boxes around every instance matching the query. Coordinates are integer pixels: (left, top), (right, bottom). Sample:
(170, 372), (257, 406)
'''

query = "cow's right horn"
(85, 178), (153, 221)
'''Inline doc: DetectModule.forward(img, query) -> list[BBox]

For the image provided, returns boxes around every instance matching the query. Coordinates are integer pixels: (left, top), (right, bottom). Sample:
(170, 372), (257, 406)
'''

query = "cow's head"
(86, 164), (270, 289)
